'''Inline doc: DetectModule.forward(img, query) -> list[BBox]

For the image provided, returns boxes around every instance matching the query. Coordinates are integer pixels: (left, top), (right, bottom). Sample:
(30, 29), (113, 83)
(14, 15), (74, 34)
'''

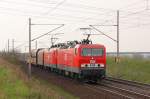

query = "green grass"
(107, 56), (150, 84)
(0, 55), (78, 99)
(0, 66), (29, 99)
(34, 77), (78, 99)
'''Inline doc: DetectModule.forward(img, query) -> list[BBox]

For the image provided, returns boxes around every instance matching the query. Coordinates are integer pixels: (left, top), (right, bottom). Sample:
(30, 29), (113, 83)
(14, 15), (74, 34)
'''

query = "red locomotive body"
(30, 40), (106, 82)
(44, 48), (58, 68)
(56, 44), (106, 81)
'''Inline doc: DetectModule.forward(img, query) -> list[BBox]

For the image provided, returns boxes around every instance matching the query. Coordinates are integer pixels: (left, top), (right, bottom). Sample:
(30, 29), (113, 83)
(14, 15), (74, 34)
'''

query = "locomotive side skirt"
(44, 63), (57, 68)
(57, 64), (80, 73)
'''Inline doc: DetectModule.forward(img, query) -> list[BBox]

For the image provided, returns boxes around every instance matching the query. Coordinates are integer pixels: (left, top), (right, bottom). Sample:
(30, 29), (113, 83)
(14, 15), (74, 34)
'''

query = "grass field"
(107, 56), (150, 84)
(0, 55), (78, 99)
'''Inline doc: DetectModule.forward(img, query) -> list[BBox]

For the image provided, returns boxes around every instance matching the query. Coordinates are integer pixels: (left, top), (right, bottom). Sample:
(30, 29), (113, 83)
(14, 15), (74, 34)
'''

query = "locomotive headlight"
(100, 64), (105, 68)
(81, 64), (85, 67)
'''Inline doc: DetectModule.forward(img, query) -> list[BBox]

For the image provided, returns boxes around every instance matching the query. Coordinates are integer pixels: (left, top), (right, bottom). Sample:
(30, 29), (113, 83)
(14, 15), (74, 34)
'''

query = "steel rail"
(84, 84), (134, 99)
(99, 83), (150, 99)
(105, 77), (150, 89)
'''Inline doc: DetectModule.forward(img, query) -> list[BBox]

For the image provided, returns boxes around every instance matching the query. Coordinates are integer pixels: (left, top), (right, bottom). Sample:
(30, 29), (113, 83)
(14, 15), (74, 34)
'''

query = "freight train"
(29, 37), (106, 82)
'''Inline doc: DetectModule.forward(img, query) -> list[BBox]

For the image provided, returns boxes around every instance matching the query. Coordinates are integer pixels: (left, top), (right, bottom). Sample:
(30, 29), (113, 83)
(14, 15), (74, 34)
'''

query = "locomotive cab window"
(82, 48), (104, 56)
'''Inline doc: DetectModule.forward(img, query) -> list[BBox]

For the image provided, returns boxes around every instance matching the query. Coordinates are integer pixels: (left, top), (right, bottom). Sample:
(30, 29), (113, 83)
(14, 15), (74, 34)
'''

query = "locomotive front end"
(78, 44), (106, 82)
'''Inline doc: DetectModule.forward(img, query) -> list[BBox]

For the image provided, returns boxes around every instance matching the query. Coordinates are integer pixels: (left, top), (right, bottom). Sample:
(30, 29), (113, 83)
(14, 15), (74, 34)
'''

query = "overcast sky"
(0, 0), (150, 52)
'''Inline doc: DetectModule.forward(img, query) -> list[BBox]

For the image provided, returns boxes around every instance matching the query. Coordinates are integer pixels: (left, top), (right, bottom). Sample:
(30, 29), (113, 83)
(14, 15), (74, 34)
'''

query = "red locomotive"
(30, 37), (106, 82)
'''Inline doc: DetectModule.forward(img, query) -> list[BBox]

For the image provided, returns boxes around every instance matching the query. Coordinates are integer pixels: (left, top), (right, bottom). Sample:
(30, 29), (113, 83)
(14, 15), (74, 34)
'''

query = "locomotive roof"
(75, 44), (105, 48)
(50, 39), (105, 48)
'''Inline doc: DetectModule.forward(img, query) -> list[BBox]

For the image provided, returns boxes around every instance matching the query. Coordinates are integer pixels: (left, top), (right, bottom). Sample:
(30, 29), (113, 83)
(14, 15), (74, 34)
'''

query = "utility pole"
(8, 39), (9, 53)
(116, 10), (120, 62)
(51, 35), (54, 46)
(35, 40), (37, 49)
(12, 39), (14, 53)
(27, 18), (64, 79)
(28, 18), (32, 79)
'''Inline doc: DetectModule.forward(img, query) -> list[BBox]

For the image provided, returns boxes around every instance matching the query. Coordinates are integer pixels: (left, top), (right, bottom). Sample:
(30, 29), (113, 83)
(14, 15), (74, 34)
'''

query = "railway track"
(84, 77), (150, 99)
(105, 77), (150, 90)
(85, 84), (134, 99)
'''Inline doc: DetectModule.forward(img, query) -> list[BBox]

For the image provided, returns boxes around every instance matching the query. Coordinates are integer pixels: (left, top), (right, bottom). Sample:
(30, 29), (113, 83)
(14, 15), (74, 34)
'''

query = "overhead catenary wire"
(14, 42), (28, 49)
(89, 25), (117, 42)
(46, 0), (67, 14)
(31, 24), (64, 41)
(0, 0), (118, 24)
(0, 0), (148, 23)
(120, 21), (150, 30)
(0, 0), (121, 27)
(119, 0), (143, 10)
(0, 0), (116, 16)
(0, 0), (55, 9)
(2, 0), (150, 25)
(1, 0), (150, 52)
(0, 6), (116, 24)
(0, 23), (65, 52)
(94, 9), (150, 31)
(95, 0), (150, 28)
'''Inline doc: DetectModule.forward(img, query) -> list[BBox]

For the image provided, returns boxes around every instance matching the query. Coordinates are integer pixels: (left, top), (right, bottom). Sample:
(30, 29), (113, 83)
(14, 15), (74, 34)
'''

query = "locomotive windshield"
(82, 48), (104, 56)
